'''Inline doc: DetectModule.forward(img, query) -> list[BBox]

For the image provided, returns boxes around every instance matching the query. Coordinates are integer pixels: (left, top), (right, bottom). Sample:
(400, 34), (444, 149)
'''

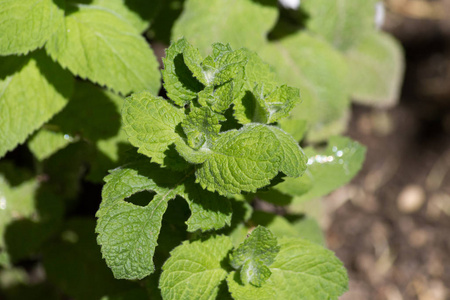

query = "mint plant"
(0, 0), (401, 299)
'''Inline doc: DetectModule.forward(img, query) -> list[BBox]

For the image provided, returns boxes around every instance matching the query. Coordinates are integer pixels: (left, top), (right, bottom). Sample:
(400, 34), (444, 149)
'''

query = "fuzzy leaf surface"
(0, 52), (73, 158)
(260, 32), (350, 142)
(0, 0), (64, 55)
(301, 0), (377, 50)
(122, 92), (185, 167)
(159, 235), (233, 300)
(230, 226), (279, 286)
(46, 3), (160, 95)
(346, 32), (404, 107)
(172, 0), (278, 55)
(227, 238), (348, 299)
(178, 124), (307, 195)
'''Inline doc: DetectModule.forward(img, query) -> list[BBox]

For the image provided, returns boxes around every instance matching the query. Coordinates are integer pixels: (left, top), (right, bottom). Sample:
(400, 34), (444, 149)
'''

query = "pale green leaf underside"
(189, 124), (307, 196)
(172, 0), (278, 55)
(159, 235), (233, 300)
(0, 52), (73, 158)
(285, 136), (366, 203)
(96, 161), (187, 280)
(0, 0), (64, 55)
(301, 0), (377, 51)
(122, 92), (185, 166)
(259, 32), (350, 142)
(346, 31), (404, 107)
(45, 4), (161, 95)
(227, 237), (348, 300)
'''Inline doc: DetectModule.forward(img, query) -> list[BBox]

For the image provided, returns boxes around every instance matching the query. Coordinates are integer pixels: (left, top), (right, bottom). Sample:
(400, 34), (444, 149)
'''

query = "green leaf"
(227, 237), (348, 299)
(230, 226), (280, 287)
(259, 32), (350, 142)
(172, 0), (278, 55)
(178, 179), (232, 232)
(122, 91), (185, 167)
(178, 124), (307, 196)
(181, 107), (222, 150)
(0, 176), (38, 251)
(0, 0), (64, 55)
(346, 31), (404, 107)
(301, 0), (377, 51)
(28, 130), (72, 161)
(279, 136), (366, 203)
(0, 51), (74, 158)
(251, 211), (325, 246)
(45, 3), (161, 95)
(87, 0), (162, 33)
(44, 219), (139, 300)
(96, 161), (186, 279)
(97, 157), (232, 279)
(162, 38), (204, 107)
(159, 235), (233, 300)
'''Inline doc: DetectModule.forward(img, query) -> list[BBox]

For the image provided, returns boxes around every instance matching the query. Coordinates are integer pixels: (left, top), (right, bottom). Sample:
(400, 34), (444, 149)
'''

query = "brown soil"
(326, 1), (450, 299)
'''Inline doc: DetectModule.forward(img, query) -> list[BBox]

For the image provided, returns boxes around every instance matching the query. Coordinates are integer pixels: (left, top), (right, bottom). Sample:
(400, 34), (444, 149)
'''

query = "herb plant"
(0, 0), (402, 299)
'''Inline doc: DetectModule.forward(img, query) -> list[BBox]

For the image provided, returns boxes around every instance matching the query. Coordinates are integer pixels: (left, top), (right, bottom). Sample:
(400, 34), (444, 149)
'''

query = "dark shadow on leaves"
(173, 53), (204, 95)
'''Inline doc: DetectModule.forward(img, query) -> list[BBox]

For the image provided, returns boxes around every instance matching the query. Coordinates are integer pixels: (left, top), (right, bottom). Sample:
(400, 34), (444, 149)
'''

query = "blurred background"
(323, 1), (450, 299)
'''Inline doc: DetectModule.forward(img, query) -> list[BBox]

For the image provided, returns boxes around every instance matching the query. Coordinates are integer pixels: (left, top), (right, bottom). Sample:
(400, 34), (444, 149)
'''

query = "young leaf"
(259, 32), (350, 142)
(227, 238), (348, 299)
(0, 0), (64, 55)
(45, 3), (161, 95)
(178, 124), (307, 196)
(159, 235), (233, 300)
(181, 107), (222, 150)
(277, 136), (366, 203)
(172, 0), (278, 55)
(346, 32), (404, 107)
(301, 0), (377, 51)
(0, 51), (74, 158)
(230, 226), (280, 287)
(162, 38), (204, 107)
(122, 92), (185, 167)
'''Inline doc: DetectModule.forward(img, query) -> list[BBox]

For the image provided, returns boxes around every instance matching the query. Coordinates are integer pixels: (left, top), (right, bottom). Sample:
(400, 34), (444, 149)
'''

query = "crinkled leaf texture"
(0, 52), (74, 158)
(346, 32), (404, 107)
(276, 136), (366, 203)
(230, 226), (280, 287)
(123, 90), (307, 196)
(227, 237), (348, 300)
(45, 3), (161, 95)
(159, 235), (233, 300)
(179, 124), (307, 196)
(96, 159), (232, 279)
(0, 0), (64, 55)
